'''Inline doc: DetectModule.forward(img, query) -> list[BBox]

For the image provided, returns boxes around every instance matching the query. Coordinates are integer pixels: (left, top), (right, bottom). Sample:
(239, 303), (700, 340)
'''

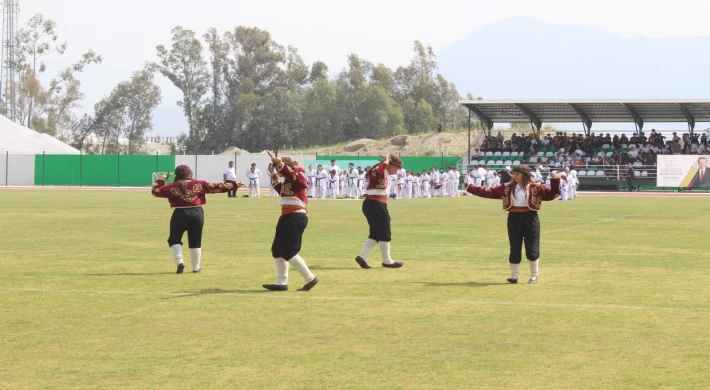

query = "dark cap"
(511, 164), (533, 178)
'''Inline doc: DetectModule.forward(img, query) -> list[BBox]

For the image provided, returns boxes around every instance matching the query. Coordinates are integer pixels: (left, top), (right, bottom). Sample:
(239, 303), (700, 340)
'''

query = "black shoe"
(355, 256), (372, 269)
(176, 263), (185, 274)
(298, 277), (319, 292)
(262, 284), (288, 291)
(507, 278), (518, 284)
(382, 261), (404, 268)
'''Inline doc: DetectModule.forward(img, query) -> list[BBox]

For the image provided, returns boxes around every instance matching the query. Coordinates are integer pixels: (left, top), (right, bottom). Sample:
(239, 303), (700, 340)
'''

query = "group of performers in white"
(303, 162), (466, 199)
(233, 161), (580, 201)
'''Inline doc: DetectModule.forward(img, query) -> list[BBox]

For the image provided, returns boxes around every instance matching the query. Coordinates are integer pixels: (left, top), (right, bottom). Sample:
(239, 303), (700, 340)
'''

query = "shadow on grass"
(410, 281), (509, 288)
(169, 288), (271, 298)
(309, 265), (361, 270)
(84, 272), (176, 276)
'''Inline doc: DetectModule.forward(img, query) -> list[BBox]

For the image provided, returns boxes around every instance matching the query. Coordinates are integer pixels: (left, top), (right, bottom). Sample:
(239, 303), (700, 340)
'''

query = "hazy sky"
(13, 0), (710, 135)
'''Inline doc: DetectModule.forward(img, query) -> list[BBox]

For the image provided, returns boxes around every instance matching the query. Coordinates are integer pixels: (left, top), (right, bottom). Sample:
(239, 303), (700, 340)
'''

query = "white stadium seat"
(502, 151), (511, 157)
(513, 160), (521, 165)
(621, 144), (628, 148)
(537, 152), (544, 157)
(511, 152), (519, 157)
(602, 144), (610, 149)
(485, 151), (494, 156)
(596, 171), (606, 177)
(641, 171), (648, 177)
(493, 151), (502, 156)
(578, 171), (586, 176)
(495, 160), (504, 165)
(486, 161), (495, 166)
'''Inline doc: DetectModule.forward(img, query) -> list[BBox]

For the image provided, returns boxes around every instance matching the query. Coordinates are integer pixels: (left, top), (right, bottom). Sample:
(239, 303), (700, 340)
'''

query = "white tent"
(0, 114), (80, 154)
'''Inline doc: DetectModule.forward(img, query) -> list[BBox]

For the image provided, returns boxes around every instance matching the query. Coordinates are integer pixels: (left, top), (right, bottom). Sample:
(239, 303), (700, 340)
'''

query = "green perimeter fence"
(3, 153), (462, 187)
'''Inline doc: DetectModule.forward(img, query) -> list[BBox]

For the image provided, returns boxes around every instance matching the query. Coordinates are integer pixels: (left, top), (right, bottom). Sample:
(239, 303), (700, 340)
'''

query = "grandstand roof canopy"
(459, 99), (710, 134)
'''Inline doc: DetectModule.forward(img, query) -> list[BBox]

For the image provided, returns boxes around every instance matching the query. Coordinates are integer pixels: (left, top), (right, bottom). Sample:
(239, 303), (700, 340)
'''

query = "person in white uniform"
(420, 169), (431, 198)
(560, 172), (569, 201)
(223, 161), (239, 198)
(438, 168), (448, 197)
(476, 165), (486, 187)
(346, 163), (359, 199)
(327, 170), (339, 199)
(446, 168), (457, 197)
(485, 168), (494, 188)
(328, 160), (342, 197)
(429, 167), (439, 197)
(306, 164), (316, 198)
(314, 164), (327, 199)
(267, 163), (280, 197)
(246, 163), (262, 198)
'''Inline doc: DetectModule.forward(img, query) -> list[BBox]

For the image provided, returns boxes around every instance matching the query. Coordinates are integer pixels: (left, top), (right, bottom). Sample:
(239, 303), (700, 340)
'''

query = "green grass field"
(2, 190), (710, 389)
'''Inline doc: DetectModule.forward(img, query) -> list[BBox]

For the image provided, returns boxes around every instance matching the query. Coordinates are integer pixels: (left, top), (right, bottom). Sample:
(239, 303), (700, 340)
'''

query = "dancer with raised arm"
(465, 165), (560, 284)
(152, 165), (242, 273)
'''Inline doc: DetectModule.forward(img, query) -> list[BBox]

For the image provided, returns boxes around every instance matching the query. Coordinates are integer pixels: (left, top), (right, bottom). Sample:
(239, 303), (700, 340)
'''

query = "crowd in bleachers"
(471, 130), (710, 179)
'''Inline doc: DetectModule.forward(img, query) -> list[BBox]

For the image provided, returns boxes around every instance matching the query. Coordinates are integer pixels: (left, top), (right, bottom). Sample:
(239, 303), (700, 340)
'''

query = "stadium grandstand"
(459, 100), (710, 190)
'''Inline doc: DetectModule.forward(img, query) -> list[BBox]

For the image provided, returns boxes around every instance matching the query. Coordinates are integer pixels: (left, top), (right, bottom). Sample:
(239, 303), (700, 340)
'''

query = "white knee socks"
(190, 248), (202, 272)
(529, 259), (539, 279)
(274, 257), (289, 285)
(288, 255), (315, 282)
(170, 245), (184, 266)
(379, 242), (394, 265)
(359, 239), (377, 261)
(510, 263), (520, 279)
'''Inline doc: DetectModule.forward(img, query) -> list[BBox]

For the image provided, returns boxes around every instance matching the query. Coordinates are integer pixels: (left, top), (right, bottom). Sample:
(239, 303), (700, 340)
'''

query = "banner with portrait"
(657, 155), (710, 188)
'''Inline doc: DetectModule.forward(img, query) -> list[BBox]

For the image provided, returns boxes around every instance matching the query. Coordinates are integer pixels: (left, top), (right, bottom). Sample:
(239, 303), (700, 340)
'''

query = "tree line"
(2, 14), (476, 154)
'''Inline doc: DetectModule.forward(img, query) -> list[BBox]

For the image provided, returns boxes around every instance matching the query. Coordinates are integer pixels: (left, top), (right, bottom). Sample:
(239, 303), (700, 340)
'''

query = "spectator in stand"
(699, 145), (710, 155)
(625, 164), (636, 192)
(472, 148), (483, 159)
(628, 145), (639, 159)
(701, 133), (708, 146)
(612, 134), (621, 148)
(620, 133), (629, 144)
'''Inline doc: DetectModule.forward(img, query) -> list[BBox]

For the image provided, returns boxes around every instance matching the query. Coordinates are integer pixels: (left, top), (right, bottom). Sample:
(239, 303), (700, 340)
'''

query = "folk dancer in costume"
(267, 163), (280, 197)
(314, 164), (327, 199)
(465, 164), (560, 284)
(438, 168), (448, 197)
(429, 167), (439, 197)
(306, 164), (316, 198)
(152, 165), (242, 273)
(223, 161), (239, 198)
(347, 163), (359, 199)
(246, 163), (262, 198)
(354, 154), (405, 269)
(262, 152), (319, 292)
(327, 170), (339, 199)
(420, 169), (431, 198)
